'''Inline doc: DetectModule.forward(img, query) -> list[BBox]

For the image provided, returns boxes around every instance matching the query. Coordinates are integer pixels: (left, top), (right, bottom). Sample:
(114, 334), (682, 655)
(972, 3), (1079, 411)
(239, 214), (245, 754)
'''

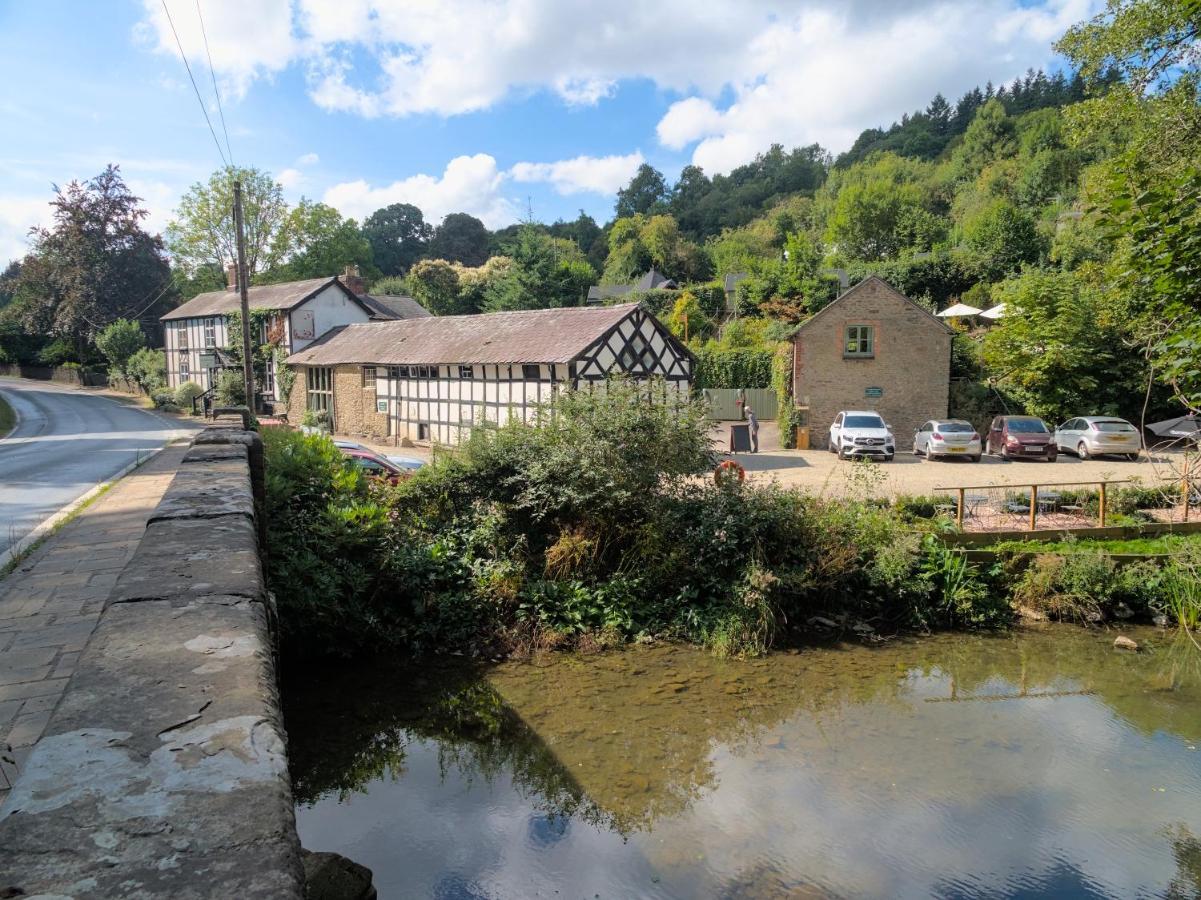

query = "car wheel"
(971, 455), (982, 463)
(1126, 453), (1139, 461)
(1000, 445), (1011, 460)
(884, 454), (894, 462)
(912, 442), (920, 456)
(1077, 441), (1090, 460)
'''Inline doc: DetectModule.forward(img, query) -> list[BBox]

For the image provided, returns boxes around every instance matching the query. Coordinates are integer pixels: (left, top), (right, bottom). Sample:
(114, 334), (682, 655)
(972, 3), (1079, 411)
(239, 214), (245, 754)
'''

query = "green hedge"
(694, 348), (774, 389)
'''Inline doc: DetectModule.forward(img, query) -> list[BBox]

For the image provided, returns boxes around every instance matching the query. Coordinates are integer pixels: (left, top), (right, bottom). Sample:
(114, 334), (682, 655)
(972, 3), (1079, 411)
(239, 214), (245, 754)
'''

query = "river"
(284, 625), (1201, 899)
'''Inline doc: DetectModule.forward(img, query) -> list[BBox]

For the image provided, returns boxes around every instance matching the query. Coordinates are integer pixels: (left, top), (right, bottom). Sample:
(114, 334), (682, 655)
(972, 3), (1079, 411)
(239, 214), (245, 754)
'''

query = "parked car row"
(333, 438), (425, 483)
(828, 410), (1143, 463)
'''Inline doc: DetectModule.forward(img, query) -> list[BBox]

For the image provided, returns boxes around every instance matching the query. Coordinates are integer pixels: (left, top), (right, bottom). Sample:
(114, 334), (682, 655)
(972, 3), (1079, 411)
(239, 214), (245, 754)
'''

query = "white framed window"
(844, 324), (874, 358)
(176, 320), (189, 350)
(306, 366), (333, 412)
(179, 354), (190, 380)
(362, 366), (377, 387)
(203, 317), (217, 348)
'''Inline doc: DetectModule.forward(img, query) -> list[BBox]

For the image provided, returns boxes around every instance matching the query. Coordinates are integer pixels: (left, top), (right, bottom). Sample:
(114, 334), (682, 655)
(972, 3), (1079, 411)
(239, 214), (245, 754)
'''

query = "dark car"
(339, 447), (409, 484)
(987, 416), (1058, 461)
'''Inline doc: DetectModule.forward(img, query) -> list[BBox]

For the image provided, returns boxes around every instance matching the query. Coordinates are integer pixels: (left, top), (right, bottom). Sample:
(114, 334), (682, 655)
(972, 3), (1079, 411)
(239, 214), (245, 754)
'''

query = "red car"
(986, 415), (1058, 461)
(339, 447), (408, 484)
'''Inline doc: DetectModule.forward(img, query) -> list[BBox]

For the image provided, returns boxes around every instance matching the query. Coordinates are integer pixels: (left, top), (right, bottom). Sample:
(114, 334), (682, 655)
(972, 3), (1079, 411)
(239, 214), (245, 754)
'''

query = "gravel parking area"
(710, 421), (1179, 499)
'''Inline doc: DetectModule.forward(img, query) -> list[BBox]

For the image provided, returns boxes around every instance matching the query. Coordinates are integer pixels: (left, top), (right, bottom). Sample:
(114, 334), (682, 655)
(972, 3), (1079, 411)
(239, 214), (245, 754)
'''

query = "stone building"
(159, 266), (429, 403)
(792, 276), (952, 448)
(286, 303), (693, 445)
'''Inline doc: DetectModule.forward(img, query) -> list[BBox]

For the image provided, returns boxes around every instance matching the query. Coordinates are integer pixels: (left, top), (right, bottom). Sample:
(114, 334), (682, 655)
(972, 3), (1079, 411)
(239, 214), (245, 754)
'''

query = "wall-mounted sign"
(376, 399), (388, 413)
(293, 309), (316, 341)
(198, 351), (217, 369)
(865, 386), (883, 398)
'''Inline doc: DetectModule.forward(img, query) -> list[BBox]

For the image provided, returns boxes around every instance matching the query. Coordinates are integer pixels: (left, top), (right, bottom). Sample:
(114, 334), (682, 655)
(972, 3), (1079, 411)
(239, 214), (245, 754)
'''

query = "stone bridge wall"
(0, 424), (303, 898)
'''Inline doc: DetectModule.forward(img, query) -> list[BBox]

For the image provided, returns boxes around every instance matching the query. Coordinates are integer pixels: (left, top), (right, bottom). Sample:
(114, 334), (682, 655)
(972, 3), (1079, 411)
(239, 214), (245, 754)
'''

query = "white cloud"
(510, 153), (644, 196)
(278, 168), (304, 190)
(296, 152), (320, 167)
(0, 196), (50, 264)
(322, 154), (515, 228)
(662, 0), (1099, 173)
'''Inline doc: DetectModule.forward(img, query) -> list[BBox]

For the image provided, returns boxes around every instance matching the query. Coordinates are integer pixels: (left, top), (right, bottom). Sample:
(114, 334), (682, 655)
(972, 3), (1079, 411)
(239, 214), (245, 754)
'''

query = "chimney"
(339, 264), (365, 296)
(225, 262), (238, 292)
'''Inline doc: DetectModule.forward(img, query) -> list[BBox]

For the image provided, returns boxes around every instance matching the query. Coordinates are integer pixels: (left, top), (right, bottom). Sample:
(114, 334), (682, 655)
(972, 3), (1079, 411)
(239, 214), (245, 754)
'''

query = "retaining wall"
(0, 363), (108, 386)
(0, 424), (303, 898)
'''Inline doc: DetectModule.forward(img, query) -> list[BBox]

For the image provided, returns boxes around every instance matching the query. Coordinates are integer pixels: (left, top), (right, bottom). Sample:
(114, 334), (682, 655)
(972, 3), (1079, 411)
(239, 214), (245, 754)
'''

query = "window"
(179, 354), (190, 380)
(844, 324), (874, 358)
(176, 321), (189, 350)
(522, 364), (542, 380)
(306, 366), (333, 413)
(459, 365), (475, 379)
(203, 317), (217, 348)
(362, 366), (377, 387)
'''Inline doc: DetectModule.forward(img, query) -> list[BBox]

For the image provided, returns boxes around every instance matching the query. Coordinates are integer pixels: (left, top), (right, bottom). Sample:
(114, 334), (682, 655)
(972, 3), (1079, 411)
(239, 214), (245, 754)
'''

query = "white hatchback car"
(1054, 416), (1141, 460)
(829, 411), (895, 460)
(912, 419), (982, 461)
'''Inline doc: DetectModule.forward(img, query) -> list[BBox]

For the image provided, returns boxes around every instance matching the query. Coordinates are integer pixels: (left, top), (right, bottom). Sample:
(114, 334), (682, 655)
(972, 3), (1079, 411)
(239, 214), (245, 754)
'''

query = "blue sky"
(0, 0), (1096, 264)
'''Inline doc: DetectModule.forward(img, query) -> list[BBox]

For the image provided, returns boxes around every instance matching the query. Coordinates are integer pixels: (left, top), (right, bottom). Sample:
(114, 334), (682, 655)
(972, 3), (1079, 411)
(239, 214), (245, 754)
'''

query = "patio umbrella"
(1146, 414), (1200, 439)
(979, 303), (1006, 320)
(936, 302), (982, 318)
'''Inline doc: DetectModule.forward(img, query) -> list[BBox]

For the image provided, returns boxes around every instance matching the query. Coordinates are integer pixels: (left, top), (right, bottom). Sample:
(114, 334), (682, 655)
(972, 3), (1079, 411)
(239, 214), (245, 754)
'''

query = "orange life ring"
(714, 459), (746, 485)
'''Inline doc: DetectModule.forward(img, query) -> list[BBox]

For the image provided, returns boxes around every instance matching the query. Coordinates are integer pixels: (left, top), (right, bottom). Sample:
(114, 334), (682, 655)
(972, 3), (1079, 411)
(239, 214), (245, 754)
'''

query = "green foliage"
(94, 318), (146, 376)
(265, 200), (375, 282)
(167, 166), (288, 277)
(174, 380), (205, 408)
(274, 345), (296, 408)
(602, 214), (710, 284)
(693, 348), (774, 389)
(405, 259), (468, 315)
(615, 163), (669, 219)
(961, 199), (1047, 279)
(1009, 550), (1166, 621)
(483, 226), (595, 312)
(428, 213), (491, 267)
(362, 202), (432, 276)
(214, 369), (246, 407)
(954, 99), (1018, 177)
(125, 346), (166, 394)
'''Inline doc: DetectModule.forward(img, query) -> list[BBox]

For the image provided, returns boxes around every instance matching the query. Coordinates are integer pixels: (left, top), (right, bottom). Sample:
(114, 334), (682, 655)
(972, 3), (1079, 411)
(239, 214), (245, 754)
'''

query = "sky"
(0, 0), (1099, 265)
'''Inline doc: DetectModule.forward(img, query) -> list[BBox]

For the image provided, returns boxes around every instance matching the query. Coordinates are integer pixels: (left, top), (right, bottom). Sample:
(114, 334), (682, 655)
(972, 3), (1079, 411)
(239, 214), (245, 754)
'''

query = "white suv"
(829, 411), (895, 461)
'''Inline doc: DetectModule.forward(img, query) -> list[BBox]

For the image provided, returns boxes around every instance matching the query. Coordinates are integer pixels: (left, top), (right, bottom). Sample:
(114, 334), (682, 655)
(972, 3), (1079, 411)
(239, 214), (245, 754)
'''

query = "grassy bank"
(262, 383), (1198, 660)
(0, 392), (14, 438)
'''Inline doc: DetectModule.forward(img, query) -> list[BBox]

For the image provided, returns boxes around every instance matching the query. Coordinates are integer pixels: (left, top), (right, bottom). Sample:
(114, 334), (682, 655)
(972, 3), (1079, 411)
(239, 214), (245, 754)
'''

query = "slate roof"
(161, 277), (367, 321)
(586, 268), (677, 302)
(287, 303), (639, 367)
(359, 293), (432, 320)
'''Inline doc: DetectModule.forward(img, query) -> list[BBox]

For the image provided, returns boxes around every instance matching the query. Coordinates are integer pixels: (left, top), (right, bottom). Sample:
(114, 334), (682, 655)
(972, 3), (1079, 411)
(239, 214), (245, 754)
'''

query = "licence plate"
(1025, 447), (1045, 453)
(948, 447), (965, 453)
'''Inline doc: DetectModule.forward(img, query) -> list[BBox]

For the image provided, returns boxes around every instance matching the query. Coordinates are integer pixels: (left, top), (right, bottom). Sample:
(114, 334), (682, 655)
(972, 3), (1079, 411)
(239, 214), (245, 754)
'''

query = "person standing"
(746, 406), (759, 453)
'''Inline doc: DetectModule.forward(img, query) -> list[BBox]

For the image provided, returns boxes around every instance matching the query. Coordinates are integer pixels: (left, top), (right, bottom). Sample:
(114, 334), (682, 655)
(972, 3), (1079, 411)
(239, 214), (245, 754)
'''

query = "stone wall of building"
(331, 364), (389, 440)
(0, 424), (305, 898)
(794, 278), (951, 449)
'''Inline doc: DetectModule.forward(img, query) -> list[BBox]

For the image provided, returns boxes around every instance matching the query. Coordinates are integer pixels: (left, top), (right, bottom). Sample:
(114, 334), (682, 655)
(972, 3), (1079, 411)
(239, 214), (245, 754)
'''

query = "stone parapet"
(0, 425), (303, 898)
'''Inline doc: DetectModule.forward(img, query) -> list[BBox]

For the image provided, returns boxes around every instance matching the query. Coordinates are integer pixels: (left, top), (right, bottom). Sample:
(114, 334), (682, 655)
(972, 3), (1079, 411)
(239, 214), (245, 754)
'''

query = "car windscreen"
(844, 415), (885, 429)
(1094, 421), (1136, 432)
(937, 422), (974, 433)
(1007, 419), (1048, 433)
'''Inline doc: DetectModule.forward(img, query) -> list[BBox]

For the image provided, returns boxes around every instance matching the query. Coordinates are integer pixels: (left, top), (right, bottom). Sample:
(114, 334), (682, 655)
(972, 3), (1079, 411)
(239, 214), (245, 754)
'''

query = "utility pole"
(232, 180), (255, 412)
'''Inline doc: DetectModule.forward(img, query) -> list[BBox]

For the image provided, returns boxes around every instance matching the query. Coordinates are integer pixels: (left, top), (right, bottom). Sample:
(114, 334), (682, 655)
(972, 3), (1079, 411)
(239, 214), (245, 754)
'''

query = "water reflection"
(286, 626), (1201, 899)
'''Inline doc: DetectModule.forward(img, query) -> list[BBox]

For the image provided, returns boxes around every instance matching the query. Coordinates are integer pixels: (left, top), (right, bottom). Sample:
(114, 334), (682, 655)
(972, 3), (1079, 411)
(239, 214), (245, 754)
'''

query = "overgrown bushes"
(264, 380), (1012, 661)
(693, 347), (774, 389)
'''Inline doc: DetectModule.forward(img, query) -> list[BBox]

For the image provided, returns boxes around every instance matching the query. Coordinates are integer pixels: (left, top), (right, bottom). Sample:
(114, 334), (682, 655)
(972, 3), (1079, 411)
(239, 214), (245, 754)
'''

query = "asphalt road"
(0, 379), (195, 554)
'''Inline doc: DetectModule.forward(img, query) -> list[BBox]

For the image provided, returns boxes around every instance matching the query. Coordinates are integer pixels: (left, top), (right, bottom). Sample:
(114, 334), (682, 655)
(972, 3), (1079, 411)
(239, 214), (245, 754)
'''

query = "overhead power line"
(160, 0), (228, 169)
(194, 0), (234, 167)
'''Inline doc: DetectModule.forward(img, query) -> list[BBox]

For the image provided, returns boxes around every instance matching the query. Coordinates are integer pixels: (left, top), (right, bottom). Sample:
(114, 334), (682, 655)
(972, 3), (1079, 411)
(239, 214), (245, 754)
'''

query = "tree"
(0, 260), (20, 311)
(981, 270), (1137, 421)
(1057, 0), (1201, 92)
(362, 203), (432, 276)
(962, 199), (1046, 280)
(95, 318), (146, 376)
(954, 99), (1017, 177)
(615, 164), (669, 218)
(405, 259), (465, 315)
(11, 165), (171, 360)
(602, 214), (709, 283)
(428, 213), (490, 267)
(267, 200), (374, 282)
(483, 226), (594, 312)
(822, 154), (943, 260)
(167, 166), (288, 276)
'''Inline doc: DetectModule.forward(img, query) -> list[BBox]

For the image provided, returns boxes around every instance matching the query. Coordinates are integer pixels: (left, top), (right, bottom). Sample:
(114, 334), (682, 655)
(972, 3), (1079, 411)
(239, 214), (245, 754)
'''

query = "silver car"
(913, 419), (982, 461)
(1054, 416), (1142, 460)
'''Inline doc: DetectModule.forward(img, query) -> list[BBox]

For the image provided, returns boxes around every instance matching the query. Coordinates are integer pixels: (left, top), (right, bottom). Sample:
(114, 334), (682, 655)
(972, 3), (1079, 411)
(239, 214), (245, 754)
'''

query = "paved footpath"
(0, 442), (187, 801)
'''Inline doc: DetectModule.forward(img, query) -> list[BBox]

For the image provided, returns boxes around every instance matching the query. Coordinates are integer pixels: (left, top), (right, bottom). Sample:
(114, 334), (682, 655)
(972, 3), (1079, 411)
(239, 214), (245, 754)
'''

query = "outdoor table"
(1037, 491), (1061, 513)
(964, 494), (988, 518)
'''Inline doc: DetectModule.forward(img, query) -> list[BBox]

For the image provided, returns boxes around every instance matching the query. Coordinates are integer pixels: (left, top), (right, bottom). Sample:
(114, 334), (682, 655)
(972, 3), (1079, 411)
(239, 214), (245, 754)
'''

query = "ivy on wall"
(693, 348), (774, 389)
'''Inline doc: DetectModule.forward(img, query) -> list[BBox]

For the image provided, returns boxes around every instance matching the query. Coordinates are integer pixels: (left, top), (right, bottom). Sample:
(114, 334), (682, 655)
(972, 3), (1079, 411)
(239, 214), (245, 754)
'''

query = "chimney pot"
(339, 264), (365, 296)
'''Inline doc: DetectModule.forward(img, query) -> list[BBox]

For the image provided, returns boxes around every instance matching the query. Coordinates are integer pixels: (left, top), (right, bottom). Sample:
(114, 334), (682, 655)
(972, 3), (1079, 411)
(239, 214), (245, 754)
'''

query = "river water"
(285, 625), (1201, 899)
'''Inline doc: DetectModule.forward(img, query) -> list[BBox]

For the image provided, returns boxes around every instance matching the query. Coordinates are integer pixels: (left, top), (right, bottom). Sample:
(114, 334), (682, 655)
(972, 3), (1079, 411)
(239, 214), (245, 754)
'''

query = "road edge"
(0, 442), (174, 576)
